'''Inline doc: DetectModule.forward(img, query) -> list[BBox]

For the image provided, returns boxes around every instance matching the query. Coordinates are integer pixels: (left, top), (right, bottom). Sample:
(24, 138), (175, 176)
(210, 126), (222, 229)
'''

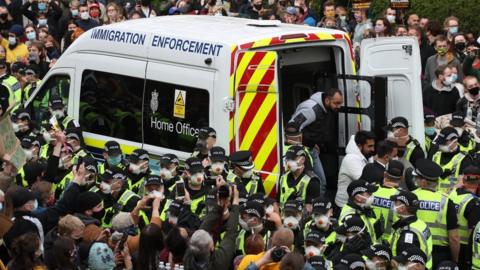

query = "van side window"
(144, 80), (209, 152)
(79, 70), (143, 143)
(29, 75), (70, 124)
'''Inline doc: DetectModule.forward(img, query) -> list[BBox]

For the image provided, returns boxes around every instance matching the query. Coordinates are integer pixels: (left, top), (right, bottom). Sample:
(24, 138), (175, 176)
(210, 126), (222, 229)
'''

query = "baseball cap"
(102, 167), (126, 181)
(361, 244), (392, 262)
(413, 159), (442, 182)
(48, 95), (64, 110)
(248, 193), (266, 206)
(145, 174), (162, 186)
(168, 200), (182, 217)
(242, 201), (265, 218)
(391, 190), (419, 209)
(305, 230), (327, 245)
(197, 127), (216, 139)
(436, 261), (459, 270)
(347, 179), (377, 197)
(339, 253), (366, 270)
(450, 111), (465, 127)
(312, 197), (332, 215)
(12, 108), (30, 121)
(283, 200), (303, 213)
(209, 146), (228, 162)
(393, 247), (427, 266)
(10, 187), (36, 208)
(386, 160), (404, 180)
(435, 127), (458, 145)
(21, 135), (40, 149)
(128, 149), (149, 163)
(65, 127), (82, 142)
(389, 116), (409, 129)
(83, 156), (98, 174)
(230, 150), (254, 170)
(424, 113), (436, 124)
(185, 157), (204, 174)
(308, 256), (330, 270)
(462, 166), (480, 183)
(160, 153), (179, 167)
(168, 6), (182, 15)
(104, 141), (122, 156)
(336, 215), (365, 235)
(11, 61), (27, 73)
(284, 145), (307, 160)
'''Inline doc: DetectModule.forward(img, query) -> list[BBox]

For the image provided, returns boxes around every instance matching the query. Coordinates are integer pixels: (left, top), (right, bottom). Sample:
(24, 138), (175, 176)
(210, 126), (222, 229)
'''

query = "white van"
(24, 16), (424, 196)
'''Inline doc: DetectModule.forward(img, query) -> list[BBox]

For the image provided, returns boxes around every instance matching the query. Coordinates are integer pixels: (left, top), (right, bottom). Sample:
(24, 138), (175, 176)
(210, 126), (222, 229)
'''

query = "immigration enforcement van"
(24, 16), (424, 196)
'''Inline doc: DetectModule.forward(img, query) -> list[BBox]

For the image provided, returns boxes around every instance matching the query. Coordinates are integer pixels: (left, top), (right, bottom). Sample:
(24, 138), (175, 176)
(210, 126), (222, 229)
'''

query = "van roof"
(90, 15), (345, 47)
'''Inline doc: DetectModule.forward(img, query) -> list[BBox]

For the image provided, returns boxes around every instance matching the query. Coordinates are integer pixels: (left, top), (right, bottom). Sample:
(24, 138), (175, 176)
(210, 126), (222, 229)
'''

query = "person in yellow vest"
(431, 127), (473, 193)
(387, 117), (425, 169)
(361, 244), (392, 270)
(371, 160), (404, 243)
(98, 140), (127, 176)
(412, 158), (459, 268)
(22, 64), (42, 104)
(47, 95), (79, 131)
(65, 127), (91, 165)
(204, 146), (229, 190)
(236, 200), (266, 256)
(281, 200), (305, 250)
(158, 153), (180, 197)
(0, 25), (28, 64)
(304, 230), (332, 265)
(39, 124), (57, 159)
(126, 149), (150, 196)
(303, 197), (336, 255)
(448, 166), (480, 270)
(391, 247), (428, 270)
(450, 111), (476, 154)
(338, 180), (381, 244)
(277, 145), (320, 210)
(389, 190), (432, 269)
(11, 108), (38, 141)
(137, 175), (166, 229)
(424, 113), (437, 154)
(228, 150), (265, 195)
(306, 255), (333, 270)
(283, 122), (315, 183)
(55, 157), (98, 200)
(472, 220), (480, 270)
(192, 126), (217, 165)
(0, 84), (9, 117)
(97, 167), (140, 228)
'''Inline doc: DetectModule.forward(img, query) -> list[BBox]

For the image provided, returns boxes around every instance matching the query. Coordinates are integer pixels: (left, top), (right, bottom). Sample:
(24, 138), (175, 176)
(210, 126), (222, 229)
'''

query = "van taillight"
(280, 33), (308, 40)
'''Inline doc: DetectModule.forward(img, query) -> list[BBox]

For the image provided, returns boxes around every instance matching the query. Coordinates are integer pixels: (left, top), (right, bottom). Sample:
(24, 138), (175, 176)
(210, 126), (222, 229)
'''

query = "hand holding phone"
(175, 180), (185, 200)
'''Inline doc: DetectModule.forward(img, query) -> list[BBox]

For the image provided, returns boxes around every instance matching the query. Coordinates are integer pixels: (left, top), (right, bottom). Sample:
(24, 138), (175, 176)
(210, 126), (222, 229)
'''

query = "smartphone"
(116, 232), (128, 252)
(176, 180), (185, 199)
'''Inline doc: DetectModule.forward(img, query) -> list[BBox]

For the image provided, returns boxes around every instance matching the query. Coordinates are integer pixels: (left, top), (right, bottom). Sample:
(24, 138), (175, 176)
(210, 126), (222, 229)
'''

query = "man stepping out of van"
(387, 117), (425, 169)
(288, 88), (344, 197)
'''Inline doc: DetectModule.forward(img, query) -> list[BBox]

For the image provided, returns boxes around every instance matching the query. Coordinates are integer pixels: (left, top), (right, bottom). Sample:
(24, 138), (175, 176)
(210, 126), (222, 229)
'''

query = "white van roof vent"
(246, 20), (281, 27)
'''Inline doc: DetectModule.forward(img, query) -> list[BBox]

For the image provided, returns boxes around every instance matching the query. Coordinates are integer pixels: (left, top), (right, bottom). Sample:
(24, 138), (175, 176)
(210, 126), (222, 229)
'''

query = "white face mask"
(305, 246), (321, 258)
(387, 15), (395, 23)
(283, 216), (300, 229)
(129, 163), (141, 175)
(439, 139), (458, 153)
(43, 131), (54, 143)
(149, 190), (163, 199)
(265, 205), (274, 214)
(444, 76), (454, 86)
(52, 110), (65, 119)
(24, 149), (33, 161)
(242, 169), (253, 178)
(454, 127), (463, 136)
(160, 167), (175, 180)
(314, 215), (330, 229)
(80, 11), (90, 20)
(8, 36), (16, 46)
(190, 173), (204, 186)
(239, 218), (250, 231)
(100, 182), (112, 194)
(249, 222), (263, 234)
(211, 162), (224, 175)
(12, 122), (19, 132)
(359, 194), (374, 208)
(286, 160), (299, 172)
(169, 216), (178, 225)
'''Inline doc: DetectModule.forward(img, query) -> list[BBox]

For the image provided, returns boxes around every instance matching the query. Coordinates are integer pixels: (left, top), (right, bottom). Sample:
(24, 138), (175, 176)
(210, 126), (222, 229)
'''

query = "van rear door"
(360, 37), (424, 145)
(232, 50), (281, 196)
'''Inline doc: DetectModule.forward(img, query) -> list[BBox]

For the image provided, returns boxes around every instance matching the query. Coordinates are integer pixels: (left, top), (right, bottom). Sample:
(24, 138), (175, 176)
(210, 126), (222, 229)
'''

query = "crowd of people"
(0, 0), (479, 269)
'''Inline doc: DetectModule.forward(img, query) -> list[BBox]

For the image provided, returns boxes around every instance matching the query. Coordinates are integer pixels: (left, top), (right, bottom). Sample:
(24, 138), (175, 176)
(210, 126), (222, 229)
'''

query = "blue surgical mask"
(449, 26), (458, 35)
(38, 2), (47, 11)
(26, 31), (36, 41)
(451, 73), (458, 83)
(425, 127), (436, 136)
(0, 202), (3, 212)
(32, 200), (38, 211)
(38, 18), (47, 26)
(71, 9), (79, 17)
(108, 155), (122, 166)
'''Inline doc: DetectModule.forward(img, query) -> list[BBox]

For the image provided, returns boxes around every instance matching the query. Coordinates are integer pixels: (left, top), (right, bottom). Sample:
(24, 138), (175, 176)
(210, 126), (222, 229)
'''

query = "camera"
(271, 247), (287, 262)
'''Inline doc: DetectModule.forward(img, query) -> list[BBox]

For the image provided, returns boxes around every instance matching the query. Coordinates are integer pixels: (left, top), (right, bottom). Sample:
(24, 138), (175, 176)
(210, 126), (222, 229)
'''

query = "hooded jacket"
(423, 80), (460, 116)
(335, 135), (369, 207)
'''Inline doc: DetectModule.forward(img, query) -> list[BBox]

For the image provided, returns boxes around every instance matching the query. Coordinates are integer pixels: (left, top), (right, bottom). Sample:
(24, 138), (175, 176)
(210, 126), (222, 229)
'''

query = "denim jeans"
(309, 147), (326, 196)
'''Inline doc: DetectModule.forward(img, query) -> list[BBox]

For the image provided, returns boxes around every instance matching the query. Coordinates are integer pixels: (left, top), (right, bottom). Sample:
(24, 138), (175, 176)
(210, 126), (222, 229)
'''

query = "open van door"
(360, 37), (424, 146)
(232, 50), (281, 196)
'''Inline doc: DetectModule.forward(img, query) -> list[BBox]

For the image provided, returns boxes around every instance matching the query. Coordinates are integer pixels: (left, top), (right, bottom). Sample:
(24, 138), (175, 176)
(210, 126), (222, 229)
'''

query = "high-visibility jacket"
(459, 135), (476, 153)
(235, 229), (270, 255)
(449, 189), (476, 245)
(405, 138), (424, 162)
(413, 188), (450, 246)
(390, 218), (433, 269)
(472, 221), (480, 269)
(371, 185), (399, 242)
(0, 74), (15, 108)
(303, 220), (336, 247)
(226, 171), (260, 196)
(339, 204), (378, 244)
(102, 190), (140, 228)
(278, 171), (311, 206)
(432, 151), (465, 193)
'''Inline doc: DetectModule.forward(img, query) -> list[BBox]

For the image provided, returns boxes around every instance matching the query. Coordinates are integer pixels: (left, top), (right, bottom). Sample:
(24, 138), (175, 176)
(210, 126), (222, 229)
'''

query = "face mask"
(92, 208), (105, 220)
(440, 140), (458, 153)
(365, 259), (378, 270)
(375, 25), (385, 33)
(24, 149), (33, 161)
(32, 200), (38, 211)
(449, 26), (458, 35)
(314, 215), (330, 229)
(26, 31), (36, 41)
(305, 246), (321, 258)
(283, 216), (300, 229)
(108, 155), (122, 166)
(8, 36), (16, 46)
(190, 173), (204, 186)
(0, 202), (3, 212)
(469, 87), (480, 96)
(12, 122), (19, 132)
(169, 216), (178, 225)
(337, 234), (347, 243)
(59, 155), (72, 169)
(100, 182), (112, 194)
(71, 9), (78, 16)
(29, 51), (39, 62)
(239, 218), (250, 231)
(359, 195), (374, 208)
(253, 4), (262, 10)
(455, 42), (466, 51)
(398, 266), (408, 270)
(339, 15), (346, 21)
(214, 12), (222, 16)
(242, 169), (253, 179)
(38, 2), (47, 11)
(387, 15), (395, 23)
(160, 168), (174, 180)
(129, 163), (141, 175)
(437, 48), (448, 56)
(38, 18), (47, 26)
(443, 76), (453, 86)
(425, 127), (436, 136)
(451, 73), (458, 83)
(80, 11), (90, 20)
(249, 222), (263, 234)
(52, 110), (65, 119)
(211, 162), (224, 175)
(265, 205), (274, 214)
(286, 160), (299, 172)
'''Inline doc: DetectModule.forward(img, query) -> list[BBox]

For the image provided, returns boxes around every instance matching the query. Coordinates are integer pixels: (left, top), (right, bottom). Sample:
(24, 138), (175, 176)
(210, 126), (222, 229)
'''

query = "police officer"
(288, 89), (343, 196)
(47, 95), (78, 131)
(303, 197), (336, 252)
(371, 160), (404, 242)
(431, 127), (472, 193)
(0, 59), (20, 108)
(204, 146), (228, 189)
(282, 200), (305, 250)
(329, 215), (372, 263)
(424, 113), (437, 154)
(412, 159), (459, 268)
(277, 145), (320, 209)
(99, 140), (127, 175)
(192, 126), (216, 164)
(236, 200), (266, 255)
(448, 166), (480, 269)
(472, 220), (480, 269)
(361, 244), (392, 270)
(389, 190), (433, 269)
(21, 65), (41, 101)
(304, 230), (331, 263)
(0, 84), (8, 117)
(65, 127), (90, 165)
(228, 150), (265, 195)
(97, 167), (140, 228)
(387, 116), (425, 168)
(450, 111), (476, 153)
(391, 247), (428, 270)
(126, 149), (150, 195)
(158, 153), (180, 196)
(339, 179), (380, 244)
(11, 109), (37, 141)
(56, 156), (98, 199)
(138, 174), (165, 228)
(283, 122), (314, 173)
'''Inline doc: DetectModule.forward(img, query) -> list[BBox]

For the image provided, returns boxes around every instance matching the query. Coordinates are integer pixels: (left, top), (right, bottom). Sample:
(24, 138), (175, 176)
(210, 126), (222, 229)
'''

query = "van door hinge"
(402, 45), (412, 56)
(224, 97), (235, 112)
